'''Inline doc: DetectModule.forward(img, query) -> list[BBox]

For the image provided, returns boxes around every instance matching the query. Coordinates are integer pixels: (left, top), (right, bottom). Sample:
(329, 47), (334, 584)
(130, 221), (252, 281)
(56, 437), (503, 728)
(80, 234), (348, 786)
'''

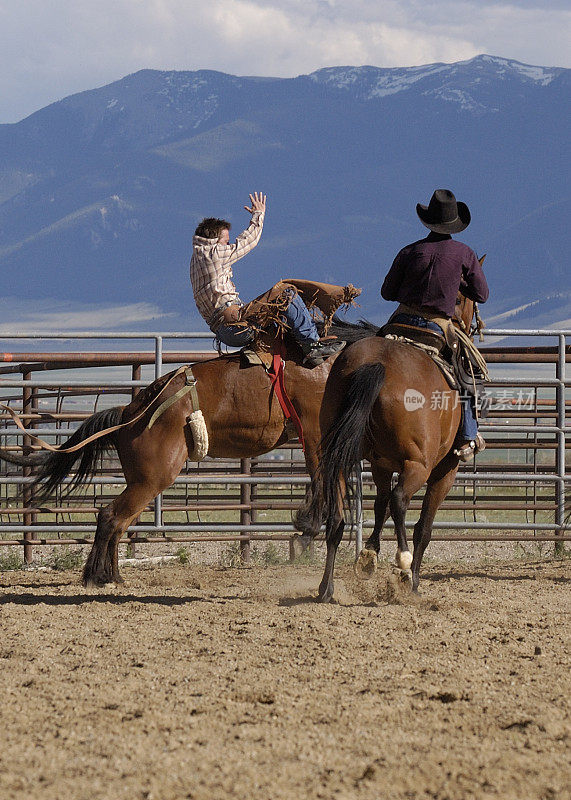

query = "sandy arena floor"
(0, 556), (569, 800)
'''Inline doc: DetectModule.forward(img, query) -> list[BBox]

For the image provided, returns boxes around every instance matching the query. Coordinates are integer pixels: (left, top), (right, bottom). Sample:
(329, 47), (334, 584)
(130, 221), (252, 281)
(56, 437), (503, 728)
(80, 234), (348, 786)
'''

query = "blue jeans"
(215, 291), (319, 348)
(282, 291), (319, 343)
(214, 321), (255, 348)
(461, 395), (478, 441)
(391, 312), (445, 336)
(391, 312), (478, 441)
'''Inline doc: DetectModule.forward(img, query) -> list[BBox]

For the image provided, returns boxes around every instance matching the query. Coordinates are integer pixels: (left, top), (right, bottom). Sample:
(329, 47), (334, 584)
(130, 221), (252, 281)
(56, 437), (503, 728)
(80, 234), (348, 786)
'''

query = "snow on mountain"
(308, 55), (566, 114)
(308, 62), (451, 97)
(477, 55), (560, 85)
(308, 55), (563, 100)
(486, 293), (571, 325)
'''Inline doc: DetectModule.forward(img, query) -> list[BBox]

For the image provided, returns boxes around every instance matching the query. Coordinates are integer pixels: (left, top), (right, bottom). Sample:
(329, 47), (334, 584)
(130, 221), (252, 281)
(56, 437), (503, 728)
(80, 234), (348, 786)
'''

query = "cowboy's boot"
(302, 338), (345, 367)
(454, 433), (486, 462)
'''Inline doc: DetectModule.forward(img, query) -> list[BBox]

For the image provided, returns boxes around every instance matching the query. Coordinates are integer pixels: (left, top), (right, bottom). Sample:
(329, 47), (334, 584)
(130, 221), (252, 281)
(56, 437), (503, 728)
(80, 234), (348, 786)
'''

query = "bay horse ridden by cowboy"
(296, 189), (490, 602)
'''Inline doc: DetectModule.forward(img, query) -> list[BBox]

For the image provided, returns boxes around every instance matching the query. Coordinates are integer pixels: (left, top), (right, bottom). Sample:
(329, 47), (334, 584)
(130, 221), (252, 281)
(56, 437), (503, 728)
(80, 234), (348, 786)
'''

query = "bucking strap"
(146, 366), (208, 461)
(147, 367), (200, 429)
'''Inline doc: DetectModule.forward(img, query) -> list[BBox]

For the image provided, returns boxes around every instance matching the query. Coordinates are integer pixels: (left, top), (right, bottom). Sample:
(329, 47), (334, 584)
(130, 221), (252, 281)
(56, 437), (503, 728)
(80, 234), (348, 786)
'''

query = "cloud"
(0, 0), (569, 122)
(0, 298), (174, 335)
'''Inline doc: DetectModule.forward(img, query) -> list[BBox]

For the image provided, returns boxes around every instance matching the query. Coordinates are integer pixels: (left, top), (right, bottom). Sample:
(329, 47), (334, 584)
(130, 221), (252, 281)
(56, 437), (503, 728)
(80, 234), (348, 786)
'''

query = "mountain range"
(0, 54), (568, 336)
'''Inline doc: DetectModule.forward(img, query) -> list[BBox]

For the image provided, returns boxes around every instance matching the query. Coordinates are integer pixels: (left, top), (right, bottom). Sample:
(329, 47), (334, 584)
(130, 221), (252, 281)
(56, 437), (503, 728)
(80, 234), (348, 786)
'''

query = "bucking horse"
(0, 281), (372, 587)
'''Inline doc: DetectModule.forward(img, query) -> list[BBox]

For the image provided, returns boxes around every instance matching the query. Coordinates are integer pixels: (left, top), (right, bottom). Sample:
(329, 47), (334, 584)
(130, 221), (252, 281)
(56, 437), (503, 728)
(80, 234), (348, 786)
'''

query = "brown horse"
(295, 296), (476, 602)
(6, 320), (376, 587)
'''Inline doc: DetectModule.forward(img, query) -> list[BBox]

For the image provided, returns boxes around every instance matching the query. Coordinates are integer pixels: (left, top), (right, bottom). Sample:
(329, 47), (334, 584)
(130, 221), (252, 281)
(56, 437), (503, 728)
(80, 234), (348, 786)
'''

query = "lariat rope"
(0, 364), (192, 454)
(454, 326), (490, 381)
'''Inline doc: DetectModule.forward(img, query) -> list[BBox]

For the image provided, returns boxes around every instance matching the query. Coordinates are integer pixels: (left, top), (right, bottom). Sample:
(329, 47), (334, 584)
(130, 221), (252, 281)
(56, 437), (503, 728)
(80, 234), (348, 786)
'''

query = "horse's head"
(454, 291), (475, 334)
(454, 255), (486, 338)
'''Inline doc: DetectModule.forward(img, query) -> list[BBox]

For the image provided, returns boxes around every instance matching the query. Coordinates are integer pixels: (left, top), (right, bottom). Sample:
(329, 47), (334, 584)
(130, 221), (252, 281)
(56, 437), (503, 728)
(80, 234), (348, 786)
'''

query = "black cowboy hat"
(416, 189), (471, 234)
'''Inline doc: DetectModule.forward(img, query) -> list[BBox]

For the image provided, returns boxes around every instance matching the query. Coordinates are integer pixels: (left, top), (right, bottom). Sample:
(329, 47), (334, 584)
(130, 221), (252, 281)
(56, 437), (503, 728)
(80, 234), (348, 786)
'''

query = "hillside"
(0, 55), (568, 333)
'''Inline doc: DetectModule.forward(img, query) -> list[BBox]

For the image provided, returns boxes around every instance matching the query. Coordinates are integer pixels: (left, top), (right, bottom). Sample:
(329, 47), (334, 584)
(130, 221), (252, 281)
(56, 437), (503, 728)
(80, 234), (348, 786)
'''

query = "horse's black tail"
(295, 362), (385, 536)
(31, 406), (124, 501)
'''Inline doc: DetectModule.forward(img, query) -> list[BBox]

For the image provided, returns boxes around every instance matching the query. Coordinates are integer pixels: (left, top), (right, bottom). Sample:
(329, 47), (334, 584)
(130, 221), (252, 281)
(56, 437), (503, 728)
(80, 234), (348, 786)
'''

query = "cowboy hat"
(416, 189), (471, 234)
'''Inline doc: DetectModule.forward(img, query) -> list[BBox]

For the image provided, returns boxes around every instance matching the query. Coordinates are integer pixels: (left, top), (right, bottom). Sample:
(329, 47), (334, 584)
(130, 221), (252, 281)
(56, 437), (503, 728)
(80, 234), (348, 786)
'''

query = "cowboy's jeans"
(461, 396), (478, 441)
(390, 312), (479, 442)
(214, 322), (255, 348)
(391, 313), (444, 335)
(282, 292), (319, 343)
(215, 292), (319, 348)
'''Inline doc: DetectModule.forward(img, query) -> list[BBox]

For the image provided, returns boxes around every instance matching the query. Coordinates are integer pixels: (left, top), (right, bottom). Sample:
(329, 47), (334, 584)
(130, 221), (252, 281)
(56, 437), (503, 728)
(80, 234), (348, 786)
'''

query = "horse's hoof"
(317, 583), (334, 603)
(83, 573), (120, 589)
(400, 569), (413, 588)
(354, 548), (377, 580)
(83, 578), (109, 589)
(290, 534), (309, 559)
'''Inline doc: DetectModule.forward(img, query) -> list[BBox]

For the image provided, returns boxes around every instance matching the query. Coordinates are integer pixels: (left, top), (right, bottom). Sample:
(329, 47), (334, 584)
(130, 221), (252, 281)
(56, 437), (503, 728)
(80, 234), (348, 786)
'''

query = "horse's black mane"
(322, 315), (380, 343)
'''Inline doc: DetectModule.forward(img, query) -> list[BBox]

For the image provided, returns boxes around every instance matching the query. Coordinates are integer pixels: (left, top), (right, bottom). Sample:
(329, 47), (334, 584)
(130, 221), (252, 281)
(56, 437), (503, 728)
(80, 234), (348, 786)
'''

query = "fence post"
(131, 364), (141, 400)
(127, 363), (143, 557)
(554, 333), (567, 554)
(22, 372), (36, 565)
(154, 339), (163, 531)
(240, 458), (251, 564)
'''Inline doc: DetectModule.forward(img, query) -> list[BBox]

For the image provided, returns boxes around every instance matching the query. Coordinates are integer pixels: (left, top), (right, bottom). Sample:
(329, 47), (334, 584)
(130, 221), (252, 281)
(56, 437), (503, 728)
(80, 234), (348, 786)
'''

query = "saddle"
(380, 321), (449, 355)
(379, 313), (489, 398)
(380, 302), (459, 354)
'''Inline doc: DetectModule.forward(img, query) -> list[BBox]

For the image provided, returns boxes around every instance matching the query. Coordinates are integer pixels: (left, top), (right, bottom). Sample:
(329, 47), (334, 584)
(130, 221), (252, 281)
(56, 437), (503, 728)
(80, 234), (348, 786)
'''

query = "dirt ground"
(0, 554), (569, 800)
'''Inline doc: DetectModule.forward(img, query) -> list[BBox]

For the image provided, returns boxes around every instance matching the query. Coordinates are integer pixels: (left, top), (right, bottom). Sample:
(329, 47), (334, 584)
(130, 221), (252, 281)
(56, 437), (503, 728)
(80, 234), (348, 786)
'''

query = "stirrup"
(454, 441), (476, 462)
(454, 434), (485, 462)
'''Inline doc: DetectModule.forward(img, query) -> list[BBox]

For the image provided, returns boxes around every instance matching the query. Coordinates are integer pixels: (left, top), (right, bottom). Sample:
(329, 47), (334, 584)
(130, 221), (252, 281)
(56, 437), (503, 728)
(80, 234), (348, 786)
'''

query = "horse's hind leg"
(82, 504), (119, 587)
(356, 467), (391, 579)
(318, 514), (344, 603)
(390, 460), (429, 576)
(364, 467), (392, 552)
(82, 411), (191, 587)
(411, 456), (458, 592)
(293, 433), (322, 555)
(83, 482), (159, 587)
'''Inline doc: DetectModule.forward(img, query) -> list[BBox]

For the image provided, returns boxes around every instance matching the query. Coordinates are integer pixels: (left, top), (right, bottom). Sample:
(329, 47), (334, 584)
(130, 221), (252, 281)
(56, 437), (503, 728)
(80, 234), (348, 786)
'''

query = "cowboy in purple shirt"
(381, 189), (489, 461)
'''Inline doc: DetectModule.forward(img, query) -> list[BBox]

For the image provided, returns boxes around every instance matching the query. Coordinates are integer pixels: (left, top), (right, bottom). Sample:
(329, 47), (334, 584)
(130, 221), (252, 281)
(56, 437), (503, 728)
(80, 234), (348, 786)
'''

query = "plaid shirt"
(190, 211), (265, 325)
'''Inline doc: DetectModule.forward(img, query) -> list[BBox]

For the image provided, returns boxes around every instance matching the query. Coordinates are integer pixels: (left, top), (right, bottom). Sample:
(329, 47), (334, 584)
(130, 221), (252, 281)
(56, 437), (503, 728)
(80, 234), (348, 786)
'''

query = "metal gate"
(0, 327), (568, 563)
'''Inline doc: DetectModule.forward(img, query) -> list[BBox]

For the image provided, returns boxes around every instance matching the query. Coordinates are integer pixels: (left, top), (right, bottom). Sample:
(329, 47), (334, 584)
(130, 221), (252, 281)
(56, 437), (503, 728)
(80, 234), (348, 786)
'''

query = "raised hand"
(244, 192), (267, 214)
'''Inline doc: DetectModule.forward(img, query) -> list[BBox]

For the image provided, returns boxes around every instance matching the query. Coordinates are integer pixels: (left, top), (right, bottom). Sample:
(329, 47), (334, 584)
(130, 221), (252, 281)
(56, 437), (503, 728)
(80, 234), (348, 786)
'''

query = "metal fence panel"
(0, 328), (568, 563)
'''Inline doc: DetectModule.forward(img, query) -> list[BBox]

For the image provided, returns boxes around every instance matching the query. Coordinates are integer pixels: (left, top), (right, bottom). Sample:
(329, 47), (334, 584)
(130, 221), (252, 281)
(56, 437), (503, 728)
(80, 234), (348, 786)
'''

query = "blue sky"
(1, 0), (569, 123)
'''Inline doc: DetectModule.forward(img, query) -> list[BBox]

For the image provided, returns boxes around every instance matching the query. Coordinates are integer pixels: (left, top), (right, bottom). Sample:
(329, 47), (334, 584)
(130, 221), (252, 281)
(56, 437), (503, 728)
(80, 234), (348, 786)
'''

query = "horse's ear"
(479, 254), (486, 266)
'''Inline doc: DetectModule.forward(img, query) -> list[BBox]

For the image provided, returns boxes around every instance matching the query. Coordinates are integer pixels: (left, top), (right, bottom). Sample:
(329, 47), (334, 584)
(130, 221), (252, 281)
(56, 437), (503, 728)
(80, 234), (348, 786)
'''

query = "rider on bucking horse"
(190, 192), (346, 367)
(381, 189), (489, 462)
